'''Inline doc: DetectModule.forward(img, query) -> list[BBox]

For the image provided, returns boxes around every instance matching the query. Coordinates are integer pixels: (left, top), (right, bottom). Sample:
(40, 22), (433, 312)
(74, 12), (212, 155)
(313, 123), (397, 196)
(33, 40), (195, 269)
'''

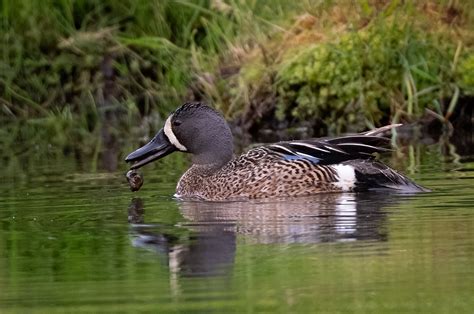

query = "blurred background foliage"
(0, 0), (473, 157)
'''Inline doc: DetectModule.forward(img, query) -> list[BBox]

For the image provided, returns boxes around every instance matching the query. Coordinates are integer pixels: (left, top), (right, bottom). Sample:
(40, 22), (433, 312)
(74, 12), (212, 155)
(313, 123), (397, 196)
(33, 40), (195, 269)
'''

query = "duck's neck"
(191, 152), (233, 175)
(191, 136), (234, 173)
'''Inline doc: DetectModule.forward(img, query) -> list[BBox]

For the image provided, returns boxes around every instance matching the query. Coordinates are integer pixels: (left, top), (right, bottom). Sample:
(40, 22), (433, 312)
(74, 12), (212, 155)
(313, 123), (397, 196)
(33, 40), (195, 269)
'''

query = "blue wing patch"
(283, 154), (321, 164)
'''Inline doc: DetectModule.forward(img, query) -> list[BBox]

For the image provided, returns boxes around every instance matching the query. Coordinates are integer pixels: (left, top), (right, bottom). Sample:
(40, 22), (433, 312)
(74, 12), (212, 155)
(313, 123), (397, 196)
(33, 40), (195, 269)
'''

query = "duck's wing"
(266, 126), (397, 165)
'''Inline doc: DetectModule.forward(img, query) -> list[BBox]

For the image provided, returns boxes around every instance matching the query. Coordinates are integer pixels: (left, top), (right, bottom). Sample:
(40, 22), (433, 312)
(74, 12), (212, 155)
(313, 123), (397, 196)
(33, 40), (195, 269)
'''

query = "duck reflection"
(128, 192), (405, 278)
(178, 193), (391, 244)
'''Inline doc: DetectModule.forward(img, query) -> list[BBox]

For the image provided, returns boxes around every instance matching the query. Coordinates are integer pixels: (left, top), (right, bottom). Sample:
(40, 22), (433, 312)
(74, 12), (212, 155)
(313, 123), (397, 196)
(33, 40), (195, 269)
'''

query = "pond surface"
(1, 139), (474, 313)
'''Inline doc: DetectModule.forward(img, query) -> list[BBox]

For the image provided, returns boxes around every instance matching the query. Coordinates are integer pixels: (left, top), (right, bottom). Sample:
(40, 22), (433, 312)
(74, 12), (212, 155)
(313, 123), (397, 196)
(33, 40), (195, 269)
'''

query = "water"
(1, 141), (474, 313)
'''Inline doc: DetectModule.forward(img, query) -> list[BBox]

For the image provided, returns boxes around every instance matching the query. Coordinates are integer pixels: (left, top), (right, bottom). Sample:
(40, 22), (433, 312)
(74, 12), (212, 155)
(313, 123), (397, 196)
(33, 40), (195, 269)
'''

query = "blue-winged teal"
(125, 102), (428, 200)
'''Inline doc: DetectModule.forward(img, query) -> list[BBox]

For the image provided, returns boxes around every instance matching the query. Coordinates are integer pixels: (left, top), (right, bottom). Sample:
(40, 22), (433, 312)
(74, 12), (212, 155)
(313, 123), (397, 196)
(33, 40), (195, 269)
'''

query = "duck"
(125, 102), (428, 200)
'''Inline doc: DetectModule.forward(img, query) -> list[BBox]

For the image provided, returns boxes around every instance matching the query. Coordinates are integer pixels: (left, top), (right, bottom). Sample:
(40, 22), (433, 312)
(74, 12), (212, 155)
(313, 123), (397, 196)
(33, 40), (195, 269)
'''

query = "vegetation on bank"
(211, 1), (474, 137)
(1, 0), (473, 156)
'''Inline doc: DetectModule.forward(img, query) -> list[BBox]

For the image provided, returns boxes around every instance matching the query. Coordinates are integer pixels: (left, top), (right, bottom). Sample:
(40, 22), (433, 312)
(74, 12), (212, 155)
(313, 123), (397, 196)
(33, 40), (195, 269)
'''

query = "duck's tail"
(345, 159), (430, 193)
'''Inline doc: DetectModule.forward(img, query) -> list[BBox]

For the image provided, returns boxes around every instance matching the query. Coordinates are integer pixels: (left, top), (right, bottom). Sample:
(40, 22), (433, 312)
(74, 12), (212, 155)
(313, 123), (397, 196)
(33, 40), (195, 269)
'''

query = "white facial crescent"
(164, 115), (187, 151)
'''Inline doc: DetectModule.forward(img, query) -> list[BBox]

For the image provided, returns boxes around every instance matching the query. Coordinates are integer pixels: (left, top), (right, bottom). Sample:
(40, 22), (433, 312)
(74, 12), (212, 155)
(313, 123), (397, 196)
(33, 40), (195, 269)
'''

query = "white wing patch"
(331, 164), (356, 191)
(164, 115), (187, 151)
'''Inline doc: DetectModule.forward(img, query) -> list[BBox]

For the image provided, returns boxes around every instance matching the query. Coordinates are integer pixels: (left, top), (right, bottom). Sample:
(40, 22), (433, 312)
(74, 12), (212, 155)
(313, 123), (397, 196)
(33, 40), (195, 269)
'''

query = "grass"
(204, 0), (474, 136)
(0, 0), (306, 155)
(0, 0), (473, 158)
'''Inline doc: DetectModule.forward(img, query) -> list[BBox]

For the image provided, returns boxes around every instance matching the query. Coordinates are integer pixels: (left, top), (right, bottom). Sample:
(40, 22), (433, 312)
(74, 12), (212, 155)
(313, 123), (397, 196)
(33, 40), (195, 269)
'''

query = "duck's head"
(125, 102), (233, 170)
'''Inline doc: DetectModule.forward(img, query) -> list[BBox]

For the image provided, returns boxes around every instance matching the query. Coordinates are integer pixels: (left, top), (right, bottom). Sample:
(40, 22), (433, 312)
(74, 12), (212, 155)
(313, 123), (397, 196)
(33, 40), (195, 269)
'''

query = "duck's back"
(175, 135), (427, 200)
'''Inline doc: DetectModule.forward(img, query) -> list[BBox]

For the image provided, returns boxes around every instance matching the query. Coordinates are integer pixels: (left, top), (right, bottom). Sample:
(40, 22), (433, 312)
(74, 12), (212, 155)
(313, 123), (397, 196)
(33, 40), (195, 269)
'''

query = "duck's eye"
(173, 120), (182, 127)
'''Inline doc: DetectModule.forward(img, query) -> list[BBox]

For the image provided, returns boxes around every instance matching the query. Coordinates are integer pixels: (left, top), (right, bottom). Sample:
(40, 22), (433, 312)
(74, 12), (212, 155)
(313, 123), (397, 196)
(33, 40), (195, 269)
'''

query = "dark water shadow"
(127, 192), (412, 278)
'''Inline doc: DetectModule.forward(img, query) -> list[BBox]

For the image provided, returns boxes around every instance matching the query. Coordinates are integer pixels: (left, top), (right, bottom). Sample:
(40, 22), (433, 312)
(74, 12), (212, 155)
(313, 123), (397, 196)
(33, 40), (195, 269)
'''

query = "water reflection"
(128, 192), (409, 277)
(128, 198), (236, 278)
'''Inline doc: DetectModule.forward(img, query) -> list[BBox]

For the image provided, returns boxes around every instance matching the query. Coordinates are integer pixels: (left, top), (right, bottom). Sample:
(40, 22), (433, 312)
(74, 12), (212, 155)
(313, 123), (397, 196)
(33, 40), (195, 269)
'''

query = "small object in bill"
(126, 170), (144, 192)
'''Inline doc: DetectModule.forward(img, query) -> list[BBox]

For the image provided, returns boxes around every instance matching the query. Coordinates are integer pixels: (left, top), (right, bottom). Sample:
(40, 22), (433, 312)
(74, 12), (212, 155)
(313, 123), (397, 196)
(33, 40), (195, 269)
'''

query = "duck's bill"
(125, 129), (176, 170)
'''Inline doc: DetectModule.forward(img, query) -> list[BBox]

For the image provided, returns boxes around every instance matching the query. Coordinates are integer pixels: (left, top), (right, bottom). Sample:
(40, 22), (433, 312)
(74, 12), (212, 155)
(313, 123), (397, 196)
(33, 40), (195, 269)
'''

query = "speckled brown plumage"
(176, 147), (344, 200)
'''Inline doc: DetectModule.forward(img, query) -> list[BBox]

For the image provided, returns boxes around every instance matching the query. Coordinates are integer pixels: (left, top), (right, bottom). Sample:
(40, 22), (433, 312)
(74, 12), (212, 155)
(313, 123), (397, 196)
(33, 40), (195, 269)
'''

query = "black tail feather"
(348, 160), (429, 192)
